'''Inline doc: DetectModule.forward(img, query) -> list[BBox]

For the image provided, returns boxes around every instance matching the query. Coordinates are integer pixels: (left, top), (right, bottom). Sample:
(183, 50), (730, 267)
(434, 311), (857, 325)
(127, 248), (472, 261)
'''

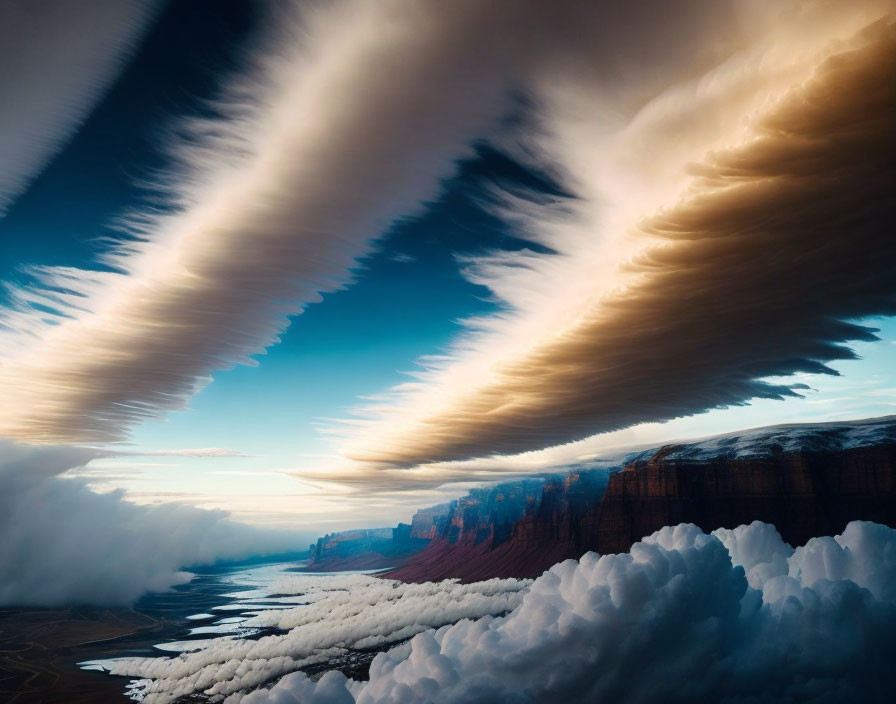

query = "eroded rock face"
(302, 526), (428, 572)
(409, 503), (451, 540)
(384, 472), (609, 582)
(594, 443), (896, 554)
(311, 417), (896, 582)
(386, 418), (896, 582)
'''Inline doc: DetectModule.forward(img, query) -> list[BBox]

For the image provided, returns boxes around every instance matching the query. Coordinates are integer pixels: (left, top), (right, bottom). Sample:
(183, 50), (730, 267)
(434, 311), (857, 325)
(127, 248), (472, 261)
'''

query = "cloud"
(90, 572), (528, 702)
(0, 0), (161, 215)
(0, 0), (845, 448)
(0, 439), (308, 606)
(299, 415), (896, 496)
(121, 447), (253, 458)
(240, 520), (896, 703)
(0, 0), (523, 444)
(1, 1), (892, 477)
(336, 9), (896, 468)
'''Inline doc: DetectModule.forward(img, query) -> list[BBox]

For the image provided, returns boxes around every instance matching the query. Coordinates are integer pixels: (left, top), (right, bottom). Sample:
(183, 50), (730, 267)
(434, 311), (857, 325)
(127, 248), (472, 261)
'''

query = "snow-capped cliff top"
(627, 415), (896, 464)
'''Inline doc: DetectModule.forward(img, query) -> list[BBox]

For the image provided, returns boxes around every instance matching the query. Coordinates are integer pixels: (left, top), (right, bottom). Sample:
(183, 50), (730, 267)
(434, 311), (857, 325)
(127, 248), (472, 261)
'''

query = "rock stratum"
(595, 417), (896, 554)
(306, 416), (896, 582)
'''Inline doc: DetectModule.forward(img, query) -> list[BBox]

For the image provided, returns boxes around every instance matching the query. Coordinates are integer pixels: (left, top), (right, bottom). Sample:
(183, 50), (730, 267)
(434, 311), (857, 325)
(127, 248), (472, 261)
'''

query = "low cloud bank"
(0, 440), (305, 606)
(241, 520), (896, 703)
(95, 573), (528, 702)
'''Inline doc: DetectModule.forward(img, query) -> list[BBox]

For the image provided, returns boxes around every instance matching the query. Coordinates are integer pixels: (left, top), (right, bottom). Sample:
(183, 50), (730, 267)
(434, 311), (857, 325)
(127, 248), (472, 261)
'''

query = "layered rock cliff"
(383, 471), (609, 581)
(306, 416), (896, 582)
(385, 416), (896, 581)
(595, 419), (896, 553)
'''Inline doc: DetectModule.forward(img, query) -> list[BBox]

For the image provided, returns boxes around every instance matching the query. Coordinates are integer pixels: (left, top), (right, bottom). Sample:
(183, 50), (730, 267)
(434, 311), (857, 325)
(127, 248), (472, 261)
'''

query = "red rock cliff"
(594, 442), (896, 554)
(386, 417), (896, 582)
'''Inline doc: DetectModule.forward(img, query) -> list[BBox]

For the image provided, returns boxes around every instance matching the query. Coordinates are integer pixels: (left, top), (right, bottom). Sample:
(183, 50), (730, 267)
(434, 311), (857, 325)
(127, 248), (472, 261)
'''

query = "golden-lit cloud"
(334, 10), (896, 470)
(0, 0), (520, 443)
(0, 0), (892, 473)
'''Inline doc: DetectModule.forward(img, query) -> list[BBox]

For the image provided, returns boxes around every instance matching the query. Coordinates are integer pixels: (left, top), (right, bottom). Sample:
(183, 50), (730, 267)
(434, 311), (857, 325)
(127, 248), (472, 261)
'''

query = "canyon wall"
(383, 471), (609, 581)
(301, 526), (428, 572)
(595, 441), (896, 554)
(308, 417), (896, 582)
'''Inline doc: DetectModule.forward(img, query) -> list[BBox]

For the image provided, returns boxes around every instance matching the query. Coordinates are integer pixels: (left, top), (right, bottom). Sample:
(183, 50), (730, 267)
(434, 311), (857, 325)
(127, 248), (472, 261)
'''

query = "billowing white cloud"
(0, 440), (308, 606)
(239, 520), (896, 703)
(0, 0), (160, 214)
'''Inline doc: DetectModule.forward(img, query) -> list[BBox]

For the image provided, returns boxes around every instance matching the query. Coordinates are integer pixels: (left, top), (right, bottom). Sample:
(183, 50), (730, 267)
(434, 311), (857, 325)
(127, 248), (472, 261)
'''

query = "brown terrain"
(0, 607), (162, 704)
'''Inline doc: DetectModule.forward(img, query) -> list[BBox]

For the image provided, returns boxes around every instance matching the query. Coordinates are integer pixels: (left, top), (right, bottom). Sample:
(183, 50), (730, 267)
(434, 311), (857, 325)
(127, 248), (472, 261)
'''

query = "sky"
(1, 0), (894, 533)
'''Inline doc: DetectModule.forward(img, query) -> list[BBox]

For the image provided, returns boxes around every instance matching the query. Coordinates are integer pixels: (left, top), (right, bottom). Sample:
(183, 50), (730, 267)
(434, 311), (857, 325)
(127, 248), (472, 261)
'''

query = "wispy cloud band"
(0, 0), (518, 443)
(336, 12), (896, 468)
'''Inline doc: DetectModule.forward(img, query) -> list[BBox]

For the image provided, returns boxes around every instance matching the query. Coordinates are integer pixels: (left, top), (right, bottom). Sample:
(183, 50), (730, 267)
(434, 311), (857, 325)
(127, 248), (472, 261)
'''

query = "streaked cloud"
(0, 0), (520, 443)
(119, 447), (252, 458)
(335, 10), (896, 469)
(0, 0), (160, 215)
(1, 0), (892, 479)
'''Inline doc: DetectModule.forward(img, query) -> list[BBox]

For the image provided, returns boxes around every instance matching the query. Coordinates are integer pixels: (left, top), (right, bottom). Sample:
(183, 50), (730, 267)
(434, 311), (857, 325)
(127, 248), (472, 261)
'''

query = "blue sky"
(0, 0), (568, 524)
(1, 0), (893, 529)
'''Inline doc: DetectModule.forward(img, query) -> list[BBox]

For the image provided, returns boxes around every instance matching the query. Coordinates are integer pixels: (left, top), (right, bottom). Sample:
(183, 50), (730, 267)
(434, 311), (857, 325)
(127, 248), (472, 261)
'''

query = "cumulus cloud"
(0, 0), (160, 214)
(0, 439), (307, 606)
(92, 572), (528, 702)
(336, 8), (896, 468)
(0, 0), (524, 444)
(241, 520), (896, 703)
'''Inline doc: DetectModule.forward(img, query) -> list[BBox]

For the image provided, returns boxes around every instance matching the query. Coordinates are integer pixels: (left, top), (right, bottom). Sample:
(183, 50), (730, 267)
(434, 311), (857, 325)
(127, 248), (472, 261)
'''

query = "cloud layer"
(243, 520), (896, 703)
(0, 0), (520, 443)
(337, 10), (896, 468)
(91, 571), (528, 702)
(0, 440), (306, 606)
(0, 0), (160, 214)
(1, 0), (893, 485)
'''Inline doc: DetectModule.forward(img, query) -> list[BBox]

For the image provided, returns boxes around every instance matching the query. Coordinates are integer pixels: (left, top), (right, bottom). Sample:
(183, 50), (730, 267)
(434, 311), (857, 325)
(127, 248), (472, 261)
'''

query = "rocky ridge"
(305, 416), (896, 581)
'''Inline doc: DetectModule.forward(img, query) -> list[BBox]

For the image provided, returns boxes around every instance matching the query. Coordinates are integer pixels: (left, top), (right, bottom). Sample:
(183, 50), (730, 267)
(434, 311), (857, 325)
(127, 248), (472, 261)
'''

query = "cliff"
(298, 526), (428, 572)
(383, 472), (609, 581)
(595, 421), (896, 553)
(304, 416), (896, 582)
(385, 416), (896, 582)
(409, 503), (452, 540)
